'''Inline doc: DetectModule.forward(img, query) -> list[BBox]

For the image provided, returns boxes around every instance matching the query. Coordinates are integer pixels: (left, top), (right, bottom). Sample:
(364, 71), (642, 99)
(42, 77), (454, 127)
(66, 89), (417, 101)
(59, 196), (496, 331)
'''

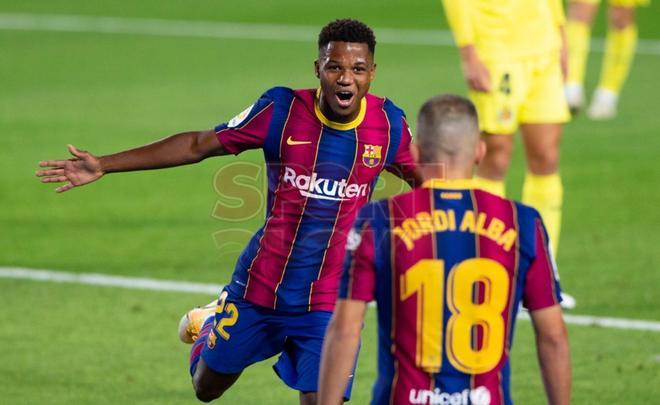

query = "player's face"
(315, 41), (376, 123)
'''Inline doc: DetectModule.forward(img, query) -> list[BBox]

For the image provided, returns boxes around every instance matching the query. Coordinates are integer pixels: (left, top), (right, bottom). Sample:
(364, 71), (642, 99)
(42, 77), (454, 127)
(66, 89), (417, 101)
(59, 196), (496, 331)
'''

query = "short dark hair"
(318, 19), (376, 54)
(417, 94), (480, 163)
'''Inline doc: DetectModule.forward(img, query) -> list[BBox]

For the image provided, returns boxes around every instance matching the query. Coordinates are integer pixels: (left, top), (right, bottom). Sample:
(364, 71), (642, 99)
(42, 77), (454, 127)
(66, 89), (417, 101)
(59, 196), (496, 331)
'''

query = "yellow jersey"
(442, 0), (565, 61)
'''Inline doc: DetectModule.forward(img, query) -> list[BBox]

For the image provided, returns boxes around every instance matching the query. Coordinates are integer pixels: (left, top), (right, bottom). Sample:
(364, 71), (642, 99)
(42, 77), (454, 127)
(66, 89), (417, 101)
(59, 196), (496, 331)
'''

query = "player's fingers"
(471, 79), (487, 93)
(35, 169), (64, 177)
(41, 176), (68, 183)
(67, 144), (87, 159)
(56, 183), (74, 193)
(39, 160), (66, 168)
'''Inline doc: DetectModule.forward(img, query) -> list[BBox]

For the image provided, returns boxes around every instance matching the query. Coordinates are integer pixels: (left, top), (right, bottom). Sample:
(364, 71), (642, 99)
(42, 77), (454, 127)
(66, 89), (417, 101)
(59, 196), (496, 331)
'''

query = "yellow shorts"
(572, 0), (649, 6)
(469, 55), (570, 135)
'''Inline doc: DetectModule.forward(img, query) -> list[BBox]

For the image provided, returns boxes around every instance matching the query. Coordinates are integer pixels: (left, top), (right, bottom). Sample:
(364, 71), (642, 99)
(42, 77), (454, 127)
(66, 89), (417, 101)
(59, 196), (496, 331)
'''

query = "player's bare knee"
(527, 153), (559, 175)
(609, 6), (635, 30)
(193, 379), (223, 403)
(192, 369), (225, 402)
(299, 391), (318, 405)
(480, 137), (513, 178)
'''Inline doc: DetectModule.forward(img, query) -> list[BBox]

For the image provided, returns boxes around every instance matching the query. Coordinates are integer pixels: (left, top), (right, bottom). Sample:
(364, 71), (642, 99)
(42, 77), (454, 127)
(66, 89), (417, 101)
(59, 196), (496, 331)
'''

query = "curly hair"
(318, 19), (376, 54)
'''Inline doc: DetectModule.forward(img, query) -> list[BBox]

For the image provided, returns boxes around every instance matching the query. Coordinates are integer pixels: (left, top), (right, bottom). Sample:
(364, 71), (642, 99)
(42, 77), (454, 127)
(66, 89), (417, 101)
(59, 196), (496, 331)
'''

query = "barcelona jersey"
(215, 87), (414, 312)
(339, 180), (562, 405)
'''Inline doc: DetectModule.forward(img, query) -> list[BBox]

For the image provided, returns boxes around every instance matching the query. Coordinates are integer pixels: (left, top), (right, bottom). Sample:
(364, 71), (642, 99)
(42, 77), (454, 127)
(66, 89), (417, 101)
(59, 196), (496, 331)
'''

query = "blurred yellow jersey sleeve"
(442, 0), (565, 61)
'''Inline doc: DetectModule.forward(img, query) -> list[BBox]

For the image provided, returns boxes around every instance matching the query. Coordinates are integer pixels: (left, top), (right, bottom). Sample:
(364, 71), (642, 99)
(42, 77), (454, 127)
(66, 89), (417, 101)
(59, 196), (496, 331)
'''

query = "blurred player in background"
(441, 0), (575, 308)
(37, 19), (418, 404)
(318, 95), (571, 405)
(564, 0), (649, 119)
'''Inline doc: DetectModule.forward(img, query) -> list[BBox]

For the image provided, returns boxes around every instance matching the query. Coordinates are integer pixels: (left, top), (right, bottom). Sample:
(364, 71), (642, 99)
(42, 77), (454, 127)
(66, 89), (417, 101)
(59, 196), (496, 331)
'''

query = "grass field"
(2, 0), (660, 403)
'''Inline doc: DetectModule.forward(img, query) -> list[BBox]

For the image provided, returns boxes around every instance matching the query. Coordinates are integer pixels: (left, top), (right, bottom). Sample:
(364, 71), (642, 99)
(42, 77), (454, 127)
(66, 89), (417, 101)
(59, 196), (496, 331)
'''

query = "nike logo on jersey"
(286, 136), (312, 146)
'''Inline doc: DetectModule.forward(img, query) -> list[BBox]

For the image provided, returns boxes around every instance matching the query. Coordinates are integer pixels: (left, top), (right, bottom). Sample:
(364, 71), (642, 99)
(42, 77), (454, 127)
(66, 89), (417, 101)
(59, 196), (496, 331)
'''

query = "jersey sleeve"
(385, 116), (417, 182)
(338, 211), (377, 302)
(442, 0), (475, 47)
(522, 217), (563, 311)
(214, 92), (275, 155)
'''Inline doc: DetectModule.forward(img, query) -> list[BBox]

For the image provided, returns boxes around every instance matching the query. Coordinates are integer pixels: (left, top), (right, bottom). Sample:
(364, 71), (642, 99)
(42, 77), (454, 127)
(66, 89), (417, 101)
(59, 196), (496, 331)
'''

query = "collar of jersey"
(422, 179), (475, 190)
(314, 88), (367, 131)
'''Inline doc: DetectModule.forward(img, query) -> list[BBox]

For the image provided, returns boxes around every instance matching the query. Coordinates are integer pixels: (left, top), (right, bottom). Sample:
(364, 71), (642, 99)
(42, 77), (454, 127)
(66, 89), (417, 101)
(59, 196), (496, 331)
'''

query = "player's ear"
(370, 62), (377, 81)
(314, 60), (320, 79)
(474, 139), (486, 165)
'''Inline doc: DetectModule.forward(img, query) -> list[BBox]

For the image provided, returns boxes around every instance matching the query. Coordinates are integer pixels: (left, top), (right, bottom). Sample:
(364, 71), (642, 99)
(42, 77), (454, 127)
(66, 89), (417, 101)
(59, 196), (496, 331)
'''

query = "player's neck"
(418, 164), (473, 182)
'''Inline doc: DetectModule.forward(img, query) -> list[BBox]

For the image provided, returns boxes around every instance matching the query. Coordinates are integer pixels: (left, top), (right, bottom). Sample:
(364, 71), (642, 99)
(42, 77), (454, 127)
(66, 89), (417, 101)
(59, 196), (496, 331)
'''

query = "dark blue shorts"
(200, 288), (355, 398)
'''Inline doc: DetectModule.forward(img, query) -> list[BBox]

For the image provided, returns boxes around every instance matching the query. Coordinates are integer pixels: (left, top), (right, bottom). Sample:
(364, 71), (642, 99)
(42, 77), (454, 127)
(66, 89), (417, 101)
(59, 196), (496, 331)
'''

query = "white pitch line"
(0, 266), (223, 295)
(2, 266), (660, 333)
(1, 13), (659, 56)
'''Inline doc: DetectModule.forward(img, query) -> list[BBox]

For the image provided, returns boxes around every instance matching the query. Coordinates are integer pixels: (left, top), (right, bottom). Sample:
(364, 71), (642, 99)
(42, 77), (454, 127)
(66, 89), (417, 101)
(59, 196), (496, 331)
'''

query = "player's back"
(349, 181), (561, 404)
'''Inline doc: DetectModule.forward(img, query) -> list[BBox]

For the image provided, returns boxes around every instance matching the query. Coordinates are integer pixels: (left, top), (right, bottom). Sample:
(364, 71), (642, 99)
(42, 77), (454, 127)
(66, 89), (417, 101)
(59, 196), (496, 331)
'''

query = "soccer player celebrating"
(441, 0), (575, 308)
(564, 0), (649, 119)
(318, 95), (572, 405)
(36, 19), (418, 404)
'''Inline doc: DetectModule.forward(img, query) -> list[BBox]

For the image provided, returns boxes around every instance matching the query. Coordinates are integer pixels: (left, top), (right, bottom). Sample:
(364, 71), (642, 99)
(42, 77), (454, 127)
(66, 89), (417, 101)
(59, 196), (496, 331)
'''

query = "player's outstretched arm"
(530, 305), (572, 405)
(318, 299), (367, 405)
(36, 130), (228, 193)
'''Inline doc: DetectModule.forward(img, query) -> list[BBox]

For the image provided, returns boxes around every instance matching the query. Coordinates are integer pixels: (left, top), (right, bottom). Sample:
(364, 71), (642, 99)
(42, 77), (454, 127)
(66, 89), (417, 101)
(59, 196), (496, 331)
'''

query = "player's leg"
(520, 123), (563, 255)
(470, 62), (520, 197)
(519, 54), (570, 257)
(520, 55), (575, 309)
(272, 310), (355, 404)
(192, 357), (241, 402)
(588, 2), (639, 119)
(475, 133), (514, 197)
(183, 304), (242, 401)
(299, 391), (317, 405)
(565, 0), (600, 113)
(180, 290), (287, 401)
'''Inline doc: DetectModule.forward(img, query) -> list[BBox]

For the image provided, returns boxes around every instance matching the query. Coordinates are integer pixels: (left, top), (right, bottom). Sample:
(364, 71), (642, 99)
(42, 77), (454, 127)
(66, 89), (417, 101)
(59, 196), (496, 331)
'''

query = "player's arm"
(523, 216), (572, 404)
(318, 298), (367, 405)
(530, 305), (571, 405)
(36, 130), (228, 193)
(387, 117), (423, 188)
(441, 0), (491, 91)
(319, 210), (378, 404)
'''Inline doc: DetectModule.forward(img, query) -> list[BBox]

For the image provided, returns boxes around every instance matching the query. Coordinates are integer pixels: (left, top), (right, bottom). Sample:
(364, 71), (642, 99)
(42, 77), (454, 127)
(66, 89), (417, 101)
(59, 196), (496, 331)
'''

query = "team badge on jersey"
(207, 321), (218, 349)
(362, 144), (382, 168)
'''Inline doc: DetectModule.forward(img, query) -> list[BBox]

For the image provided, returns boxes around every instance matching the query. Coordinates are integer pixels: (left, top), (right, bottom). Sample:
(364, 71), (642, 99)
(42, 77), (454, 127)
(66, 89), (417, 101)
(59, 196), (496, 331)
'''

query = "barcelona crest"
(362, 144), (382, 168)
(207, 321), (218, 349)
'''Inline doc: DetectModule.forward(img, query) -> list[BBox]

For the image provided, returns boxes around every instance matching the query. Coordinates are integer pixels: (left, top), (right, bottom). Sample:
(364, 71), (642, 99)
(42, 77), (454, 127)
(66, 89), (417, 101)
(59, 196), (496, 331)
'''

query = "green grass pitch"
(1, 0), (660, 403)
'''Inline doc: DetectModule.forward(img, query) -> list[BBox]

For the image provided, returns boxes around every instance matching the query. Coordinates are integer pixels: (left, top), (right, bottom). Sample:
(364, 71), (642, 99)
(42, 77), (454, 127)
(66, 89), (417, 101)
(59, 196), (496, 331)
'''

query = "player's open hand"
(459, 45), (491, 92)
(36, 144), (104, 193)
(463, 57), (491, 92)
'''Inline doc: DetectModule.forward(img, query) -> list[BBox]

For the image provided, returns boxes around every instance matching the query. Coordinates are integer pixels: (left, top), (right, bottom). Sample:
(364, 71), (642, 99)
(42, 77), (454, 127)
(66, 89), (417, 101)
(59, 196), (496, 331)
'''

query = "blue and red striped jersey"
(215, 87), (414, 312)
(339, 180), (562, 405)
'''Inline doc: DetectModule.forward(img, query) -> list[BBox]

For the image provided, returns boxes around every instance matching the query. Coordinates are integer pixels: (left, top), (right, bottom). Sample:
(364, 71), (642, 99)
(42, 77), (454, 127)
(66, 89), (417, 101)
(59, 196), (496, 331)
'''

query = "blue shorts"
(200, 288), (355, 398)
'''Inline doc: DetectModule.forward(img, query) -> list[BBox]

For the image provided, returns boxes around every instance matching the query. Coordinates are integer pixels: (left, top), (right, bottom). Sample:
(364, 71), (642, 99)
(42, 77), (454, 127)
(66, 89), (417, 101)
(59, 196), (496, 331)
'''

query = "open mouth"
(335, 91), (355, 108)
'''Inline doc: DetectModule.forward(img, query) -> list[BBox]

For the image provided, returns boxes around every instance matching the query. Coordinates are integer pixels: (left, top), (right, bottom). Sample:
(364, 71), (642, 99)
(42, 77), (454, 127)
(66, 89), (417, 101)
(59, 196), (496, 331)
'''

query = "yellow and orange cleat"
(177, 302), (216, 344)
